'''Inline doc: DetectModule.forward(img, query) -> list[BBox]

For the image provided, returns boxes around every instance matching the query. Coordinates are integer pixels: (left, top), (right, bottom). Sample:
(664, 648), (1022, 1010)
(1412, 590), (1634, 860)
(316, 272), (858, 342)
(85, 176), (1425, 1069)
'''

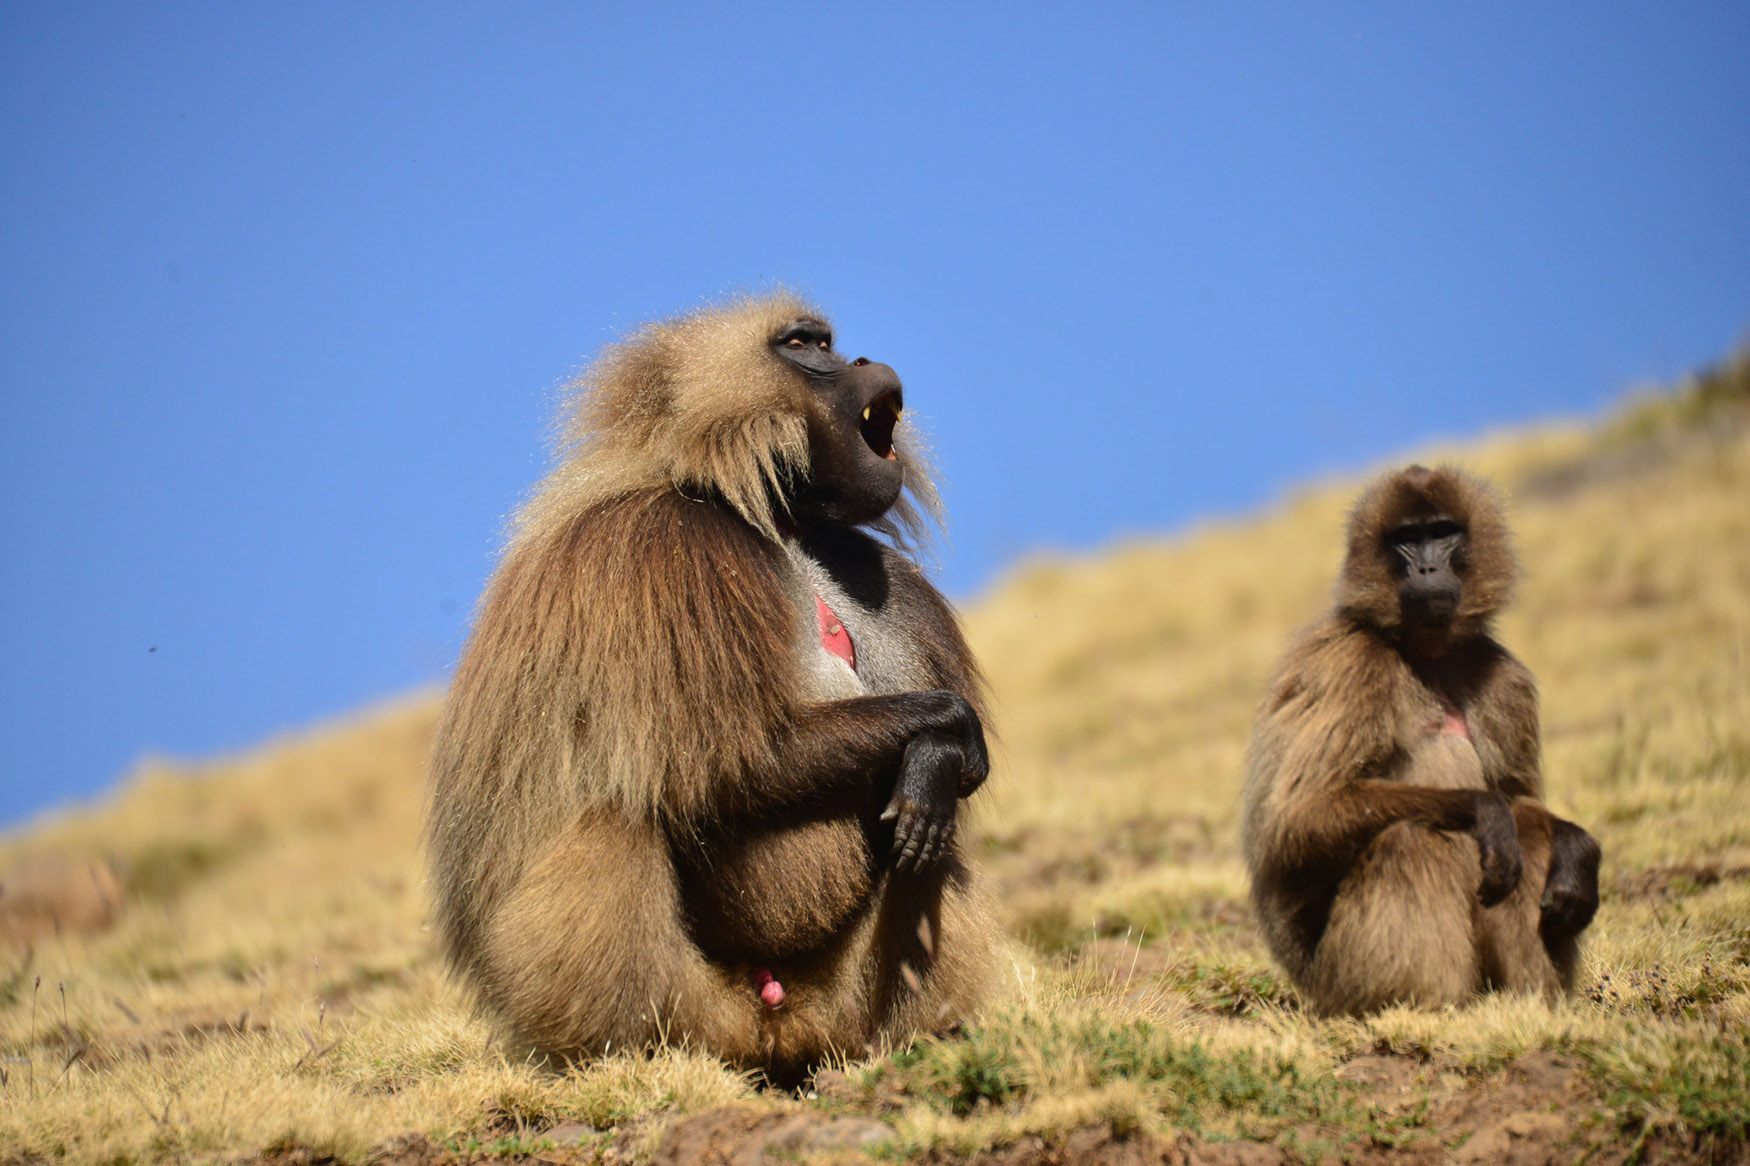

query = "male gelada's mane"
(511, 292), (942, 551)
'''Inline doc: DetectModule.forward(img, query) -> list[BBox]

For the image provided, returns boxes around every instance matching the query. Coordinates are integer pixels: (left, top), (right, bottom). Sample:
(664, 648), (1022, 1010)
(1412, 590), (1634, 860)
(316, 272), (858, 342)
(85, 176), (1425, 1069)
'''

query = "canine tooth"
(862, 406), (871, 421)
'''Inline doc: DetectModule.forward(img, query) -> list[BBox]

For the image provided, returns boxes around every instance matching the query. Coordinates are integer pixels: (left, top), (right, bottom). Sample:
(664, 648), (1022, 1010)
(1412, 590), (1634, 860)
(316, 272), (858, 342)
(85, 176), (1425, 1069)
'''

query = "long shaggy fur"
(425, 294), (995, 1072)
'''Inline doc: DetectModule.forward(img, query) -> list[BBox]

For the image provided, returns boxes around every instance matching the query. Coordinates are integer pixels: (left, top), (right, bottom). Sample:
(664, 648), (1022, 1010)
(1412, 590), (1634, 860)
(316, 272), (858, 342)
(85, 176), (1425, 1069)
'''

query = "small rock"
(1335, 1052), (1420, 1091)
(364, 1134), (442, 1166)
(1453, 1111), (1569, 1166)
(544, 1121), (600, 1144)
(1061, 1123), (1170, 1165)
(795, 1117), (893, 1151)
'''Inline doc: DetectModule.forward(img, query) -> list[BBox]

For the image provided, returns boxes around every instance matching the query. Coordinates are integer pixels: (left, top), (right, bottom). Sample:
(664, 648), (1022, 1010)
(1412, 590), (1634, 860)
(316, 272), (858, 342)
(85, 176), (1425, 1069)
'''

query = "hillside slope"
(2, 356), (1746, 1164)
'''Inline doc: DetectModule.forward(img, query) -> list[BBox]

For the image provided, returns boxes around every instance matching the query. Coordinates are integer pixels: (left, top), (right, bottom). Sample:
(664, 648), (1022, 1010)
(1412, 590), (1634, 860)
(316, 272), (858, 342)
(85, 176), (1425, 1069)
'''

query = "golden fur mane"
(510, 292), (943, 550)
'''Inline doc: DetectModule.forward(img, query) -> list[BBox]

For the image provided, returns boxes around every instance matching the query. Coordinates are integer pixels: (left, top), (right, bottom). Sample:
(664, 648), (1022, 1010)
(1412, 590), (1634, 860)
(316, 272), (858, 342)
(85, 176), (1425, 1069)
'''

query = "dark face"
(771, 317), (906, 527)
(1386, 510), (1468, 632)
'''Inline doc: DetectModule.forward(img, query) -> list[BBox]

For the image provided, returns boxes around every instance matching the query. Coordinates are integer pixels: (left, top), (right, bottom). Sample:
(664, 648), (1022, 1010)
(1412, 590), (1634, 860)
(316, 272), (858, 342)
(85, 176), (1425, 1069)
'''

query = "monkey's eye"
(786, 338), (806, 349)
(817, 340), (829, 350)
(1426, 521), (1464, 541)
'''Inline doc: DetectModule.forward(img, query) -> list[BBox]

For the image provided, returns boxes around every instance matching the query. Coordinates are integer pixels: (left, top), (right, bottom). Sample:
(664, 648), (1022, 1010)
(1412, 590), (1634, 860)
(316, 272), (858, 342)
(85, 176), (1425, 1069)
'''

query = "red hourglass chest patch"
(816, 593), (855, 669)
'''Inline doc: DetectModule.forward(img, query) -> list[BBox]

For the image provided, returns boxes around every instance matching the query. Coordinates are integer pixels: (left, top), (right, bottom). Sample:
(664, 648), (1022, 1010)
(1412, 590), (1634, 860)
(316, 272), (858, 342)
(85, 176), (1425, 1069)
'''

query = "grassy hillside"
(3, 354), (1747, 1164)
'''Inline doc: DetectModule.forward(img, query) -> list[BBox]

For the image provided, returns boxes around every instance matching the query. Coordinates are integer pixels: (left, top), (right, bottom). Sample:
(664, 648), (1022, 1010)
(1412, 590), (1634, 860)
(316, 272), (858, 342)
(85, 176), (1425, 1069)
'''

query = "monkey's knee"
(474, 816), (758, 1062)
(1306, 822), (1480, 1014)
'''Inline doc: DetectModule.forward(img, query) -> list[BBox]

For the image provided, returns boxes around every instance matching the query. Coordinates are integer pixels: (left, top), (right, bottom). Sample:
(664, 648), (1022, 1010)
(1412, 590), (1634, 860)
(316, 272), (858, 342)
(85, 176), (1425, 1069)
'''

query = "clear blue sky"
(3, 4), (1747, 826)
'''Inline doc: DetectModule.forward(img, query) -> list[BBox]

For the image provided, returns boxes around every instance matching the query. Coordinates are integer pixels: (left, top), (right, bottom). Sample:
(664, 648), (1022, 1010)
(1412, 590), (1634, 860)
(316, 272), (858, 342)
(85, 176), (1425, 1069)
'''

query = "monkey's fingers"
(880, 793), (918, 824)
(914, 819), (946, 870)
(915, 815), (963, 871)
(900, 817), (940, 872)
(895, 835), (921, 872)
(1476, 844), (1523, 907)
(892, 806), (925, 869)
(895, 811), (952, 872)
(1472, 794), (1523, 907)
(939, 817), (960, 858)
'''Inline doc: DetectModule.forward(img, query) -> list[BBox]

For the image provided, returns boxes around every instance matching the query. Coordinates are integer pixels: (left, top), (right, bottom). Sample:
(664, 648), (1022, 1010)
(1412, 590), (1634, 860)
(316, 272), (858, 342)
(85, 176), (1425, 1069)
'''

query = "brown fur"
(425, 294), (996, 1074)
(1242, 465), (1592, 1015)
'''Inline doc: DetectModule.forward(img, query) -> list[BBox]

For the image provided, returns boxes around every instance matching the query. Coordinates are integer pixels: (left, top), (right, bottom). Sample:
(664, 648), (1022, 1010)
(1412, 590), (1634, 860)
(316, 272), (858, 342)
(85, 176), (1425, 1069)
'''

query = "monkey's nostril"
(853, 356), (870, 366)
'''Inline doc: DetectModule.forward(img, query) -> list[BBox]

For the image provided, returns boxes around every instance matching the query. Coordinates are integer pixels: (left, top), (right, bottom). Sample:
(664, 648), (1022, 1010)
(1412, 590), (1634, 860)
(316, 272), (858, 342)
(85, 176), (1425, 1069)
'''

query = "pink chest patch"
(1438, 699), (1471, 739)
(816, 593), (855, 670)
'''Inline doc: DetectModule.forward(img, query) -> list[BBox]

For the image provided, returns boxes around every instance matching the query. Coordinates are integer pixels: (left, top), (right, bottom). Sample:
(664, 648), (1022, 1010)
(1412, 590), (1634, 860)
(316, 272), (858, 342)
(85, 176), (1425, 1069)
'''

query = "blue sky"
(2, 3), (1747, 826)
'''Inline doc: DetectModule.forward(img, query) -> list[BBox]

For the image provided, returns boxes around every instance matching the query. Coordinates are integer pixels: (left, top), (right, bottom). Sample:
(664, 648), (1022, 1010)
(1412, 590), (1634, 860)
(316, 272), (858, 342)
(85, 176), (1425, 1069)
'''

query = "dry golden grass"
(2, 354), (1746, 1163)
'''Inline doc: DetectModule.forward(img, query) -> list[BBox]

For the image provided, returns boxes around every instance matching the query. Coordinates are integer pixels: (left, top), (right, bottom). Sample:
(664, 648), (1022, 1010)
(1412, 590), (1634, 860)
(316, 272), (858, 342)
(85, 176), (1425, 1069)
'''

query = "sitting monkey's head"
(541, 293), (940, 547)
(1337, 464), (1518, 655)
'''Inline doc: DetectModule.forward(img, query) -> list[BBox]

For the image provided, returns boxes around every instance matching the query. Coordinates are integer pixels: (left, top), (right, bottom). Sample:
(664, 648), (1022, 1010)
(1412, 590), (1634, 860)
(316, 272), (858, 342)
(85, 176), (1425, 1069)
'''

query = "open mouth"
(860, 392), (902, 460)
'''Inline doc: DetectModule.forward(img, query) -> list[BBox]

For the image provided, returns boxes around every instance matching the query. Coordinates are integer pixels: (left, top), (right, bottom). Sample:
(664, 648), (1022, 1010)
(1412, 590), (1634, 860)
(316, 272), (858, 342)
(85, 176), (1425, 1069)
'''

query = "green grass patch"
(1159, 959), (1291, 1016)
(1584, 1027), (1750, 1141)
(883, 1012), (1357, 1137)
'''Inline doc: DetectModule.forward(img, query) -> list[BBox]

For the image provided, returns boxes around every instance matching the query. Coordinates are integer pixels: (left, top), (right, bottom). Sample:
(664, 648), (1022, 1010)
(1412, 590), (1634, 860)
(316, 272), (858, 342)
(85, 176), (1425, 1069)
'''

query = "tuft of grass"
(1585, 1026), (1750, 1141)
(1157, 959), (1289, 1016)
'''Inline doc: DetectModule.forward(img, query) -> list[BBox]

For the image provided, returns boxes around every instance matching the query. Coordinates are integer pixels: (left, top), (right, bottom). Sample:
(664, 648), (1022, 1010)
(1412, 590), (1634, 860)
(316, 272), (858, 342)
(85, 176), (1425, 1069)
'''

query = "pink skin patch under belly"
(754, 967), (785, 1009)
(1437, 699), (1470, 739)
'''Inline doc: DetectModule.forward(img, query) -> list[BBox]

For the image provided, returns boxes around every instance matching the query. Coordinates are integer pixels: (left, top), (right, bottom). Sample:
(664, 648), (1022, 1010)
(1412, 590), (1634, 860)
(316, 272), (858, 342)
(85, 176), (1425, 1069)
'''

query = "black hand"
(1540, 817), (1601, 939)
(897, 689), (989, 795)
(1473, 792), (1524, 907)
(880, 732), (964, 873)
(944, 696), (990, 796)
